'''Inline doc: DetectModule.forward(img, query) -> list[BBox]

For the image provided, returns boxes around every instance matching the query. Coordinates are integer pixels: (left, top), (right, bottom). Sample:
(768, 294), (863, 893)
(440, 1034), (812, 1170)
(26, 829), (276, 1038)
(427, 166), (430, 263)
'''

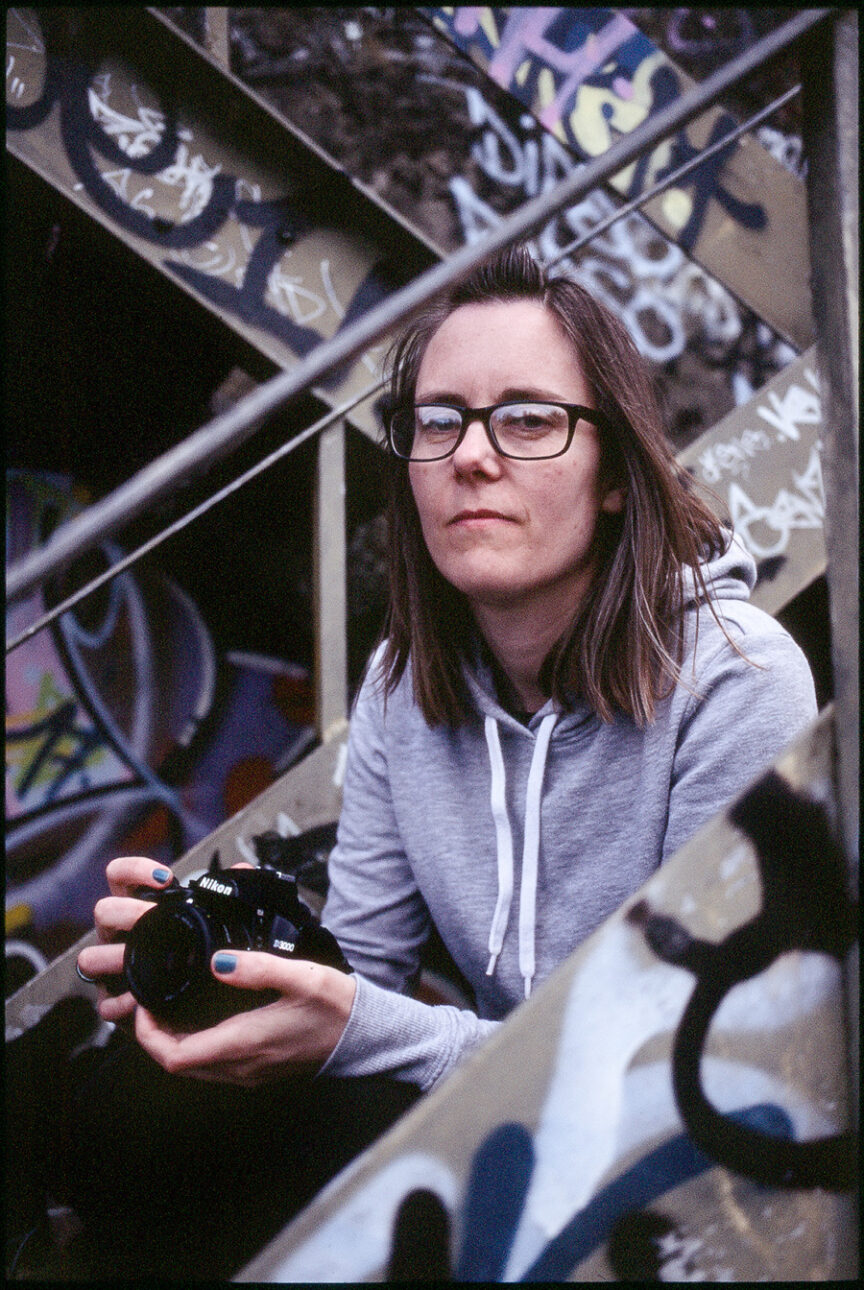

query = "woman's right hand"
(76, 858), (176, 1022)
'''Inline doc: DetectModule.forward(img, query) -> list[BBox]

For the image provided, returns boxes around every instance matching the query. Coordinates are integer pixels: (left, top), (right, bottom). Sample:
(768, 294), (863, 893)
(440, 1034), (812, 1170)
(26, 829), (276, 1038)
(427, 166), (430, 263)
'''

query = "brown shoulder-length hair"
(378, 243), (729, 728)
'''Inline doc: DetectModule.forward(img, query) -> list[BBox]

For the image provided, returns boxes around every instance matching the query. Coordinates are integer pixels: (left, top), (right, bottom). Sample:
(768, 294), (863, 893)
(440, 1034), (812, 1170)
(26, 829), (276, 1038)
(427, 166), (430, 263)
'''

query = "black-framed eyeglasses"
(386, 401), (608, 462)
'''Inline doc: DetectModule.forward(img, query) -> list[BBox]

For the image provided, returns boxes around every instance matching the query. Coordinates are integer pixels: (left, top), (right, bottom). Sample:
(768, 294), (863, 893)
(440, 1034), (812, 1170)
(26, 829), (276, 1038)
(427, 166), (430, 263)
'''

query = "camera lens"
(124, 904), (213, 1017)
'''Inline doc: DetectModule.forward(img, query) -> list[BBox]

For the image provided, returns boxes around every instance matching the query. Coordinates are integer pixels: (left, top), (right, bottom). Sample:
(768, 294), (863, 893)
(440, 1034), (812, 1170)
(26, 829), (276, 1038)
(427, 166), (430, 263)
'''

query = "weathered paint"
(679, 348), (826, 617)
(5, 8), (432, 440)
(428, 6), (813, 350)
(238, 710), (855, 1282)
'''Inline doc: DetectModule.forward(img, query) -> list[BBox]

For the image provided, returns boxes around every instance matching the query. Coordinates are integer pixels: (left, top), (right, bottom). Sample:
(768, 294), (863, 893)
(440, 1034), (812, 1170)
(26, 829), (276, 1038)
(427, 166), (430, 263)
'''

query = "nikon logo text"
(199, 877), (233, 897)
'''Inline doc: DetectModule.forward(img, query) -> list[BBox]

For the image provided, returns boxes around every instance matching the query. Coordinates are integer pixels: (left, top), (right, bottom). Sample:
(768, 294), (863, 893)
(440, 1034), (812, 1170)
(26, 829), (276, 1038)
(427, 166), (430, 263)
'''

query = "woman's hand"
(134, 953), (357, 1086)
(77, 857), (176, 1023)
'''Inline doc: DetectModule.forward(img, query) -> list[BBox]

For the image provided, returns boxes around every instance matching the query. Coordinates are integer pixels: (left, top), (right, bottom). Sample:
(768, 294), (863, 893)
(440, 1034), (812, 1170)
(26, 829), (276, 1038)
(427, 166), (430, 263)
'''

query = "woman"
(74, 244), (816, 1269)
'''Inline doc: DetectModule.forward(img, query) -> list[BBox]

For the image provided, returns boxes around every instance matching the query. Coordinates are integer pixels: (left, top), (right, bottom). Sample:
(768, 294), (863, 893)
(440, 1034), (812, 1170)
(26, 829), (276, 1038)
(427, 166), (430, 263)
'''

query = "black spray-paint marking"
(628, 770), (857, 1191)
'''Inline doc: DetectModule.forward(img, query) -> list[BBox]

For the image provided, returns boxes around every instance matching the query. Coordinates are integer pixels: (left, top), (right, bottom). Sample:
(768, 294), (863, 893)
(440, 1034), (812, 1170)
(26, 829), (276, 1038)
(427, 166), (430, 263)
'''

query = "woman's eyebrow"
(413, 391), (467, 404)
(413, 387), (573, 404)
(497, 387), (571, 402)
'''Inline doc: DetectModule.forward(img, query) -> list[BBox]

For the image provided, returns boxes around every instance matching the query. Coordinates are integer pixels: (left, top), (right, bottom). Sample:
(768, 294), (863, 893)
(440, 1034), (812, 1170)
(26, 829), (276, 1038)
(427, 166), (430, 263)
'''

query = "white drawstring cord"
(484, 712), (557, 997)
(518, 713), (557, 997)
(484, 716), (514, 976)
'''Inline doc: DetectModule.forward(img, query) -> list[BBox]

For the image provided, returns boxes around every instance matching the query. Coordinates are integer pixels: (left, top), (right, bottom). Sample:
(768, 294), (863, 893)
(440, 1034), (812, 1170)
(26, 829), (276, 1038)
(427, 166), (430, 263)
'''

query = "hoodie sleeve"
(662, 602), (818, 861)
(319, 661), (499, 1091)
(321, 975), (499, 1091)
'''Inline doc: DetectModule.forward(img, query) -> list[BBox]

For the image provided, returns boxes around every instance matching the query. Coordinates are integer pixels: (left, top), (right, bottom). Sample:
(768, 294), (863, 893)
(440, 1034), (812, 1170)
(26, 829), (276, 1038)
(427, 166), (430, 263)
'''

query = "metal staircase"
(5, 7), (857, 1280)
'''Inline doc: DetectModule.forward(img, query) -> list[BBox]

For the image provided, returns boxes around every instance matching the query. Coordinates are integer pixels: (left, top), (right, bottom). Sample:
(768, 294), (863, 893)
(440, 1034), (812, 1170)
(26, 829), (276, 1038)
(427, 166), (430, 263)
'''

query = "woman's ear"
(596, 426), (626, 515)
(601, 483), (625, 514)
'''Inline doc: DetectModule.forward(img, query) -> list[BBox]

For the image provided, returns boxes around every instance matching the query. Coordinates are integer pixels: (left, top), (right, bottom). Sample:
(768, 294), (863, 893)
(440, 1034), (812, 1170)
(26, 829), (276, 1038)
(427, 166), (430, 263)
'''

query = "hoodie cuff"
(320, 973), (497, 1093)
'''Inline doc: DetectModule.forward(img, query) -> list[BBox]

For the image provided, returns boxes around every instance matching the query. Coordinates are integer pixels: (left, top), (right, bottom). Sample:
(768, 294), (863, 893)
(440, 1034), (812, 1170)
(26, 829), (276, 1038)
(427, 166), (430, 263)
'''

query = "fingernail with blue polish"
(153, 868), (171, 884)
(213, 953), (237, 974)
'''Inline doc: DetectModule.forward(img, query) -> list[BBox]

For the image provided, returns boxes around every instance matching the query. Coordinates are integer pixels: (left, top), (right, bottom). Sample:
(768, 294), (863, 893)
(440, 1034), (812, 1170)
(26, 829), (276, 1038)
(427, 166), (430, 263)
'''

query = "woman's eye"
(418, 412), (461, 436)
(496, 406), (557, 434)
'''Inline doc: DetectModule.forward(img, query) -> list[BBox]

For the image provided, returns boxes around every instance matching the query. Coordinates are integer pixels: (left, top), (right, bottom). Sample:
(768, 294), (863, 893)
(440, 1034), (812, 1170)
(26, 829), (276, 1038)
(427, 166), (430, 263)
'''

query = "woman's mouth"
(448, 509), (513, 526)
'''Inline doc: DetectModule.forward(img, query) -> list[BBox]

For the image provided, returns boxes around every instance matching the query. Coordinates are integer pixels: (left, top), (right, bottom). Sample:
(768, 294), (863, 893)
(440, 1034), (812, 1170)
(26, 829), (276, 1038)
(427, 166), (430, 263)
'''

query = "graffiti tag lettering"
(448, 84), (748, 366)
(6, 12), (390, 382)
(630, 771), (856, 1191)
(756, 367), (821, 442)
(7, 687), (111, 806)
(433, 7), (768, 253)
(697, 429), (772, 484)
(728, 445), (825, 559)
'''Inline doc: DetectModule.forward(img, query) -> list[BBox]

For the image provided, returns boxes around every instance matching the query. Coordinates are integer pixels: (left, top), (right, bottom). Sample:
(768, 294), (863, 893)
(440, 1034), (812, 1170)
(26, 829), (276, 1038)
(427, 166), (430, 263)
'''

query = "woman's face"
(408, 299), (624, 624)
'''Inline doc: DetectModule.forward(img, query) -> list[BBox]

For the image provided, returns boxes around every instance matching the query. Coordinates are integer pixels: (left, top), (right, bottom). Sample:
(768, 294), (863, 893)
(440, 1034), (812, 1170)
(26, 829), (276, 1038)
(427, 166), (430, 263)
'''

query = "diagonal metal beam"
(6, 8), (828, 607)
(4, 80), (804, 657)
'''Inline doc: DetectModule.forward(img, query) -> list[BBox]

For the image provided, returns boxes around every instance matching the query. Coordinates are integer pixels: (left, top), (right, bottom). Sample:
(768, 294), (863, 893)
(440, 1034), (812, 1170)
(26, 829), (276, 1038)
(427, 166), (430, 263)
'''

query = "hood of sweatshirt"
(683, 529), (756, 607)
(460, 529), (756, 1000)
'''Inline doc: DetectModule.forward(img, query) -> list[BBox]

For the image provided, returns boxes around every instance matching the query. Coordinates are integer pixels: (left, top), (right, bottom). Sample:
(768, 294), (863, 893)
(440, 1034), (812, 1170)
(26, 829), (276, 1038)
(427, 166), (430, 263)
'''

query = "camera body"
(122, 861), (352, 1029)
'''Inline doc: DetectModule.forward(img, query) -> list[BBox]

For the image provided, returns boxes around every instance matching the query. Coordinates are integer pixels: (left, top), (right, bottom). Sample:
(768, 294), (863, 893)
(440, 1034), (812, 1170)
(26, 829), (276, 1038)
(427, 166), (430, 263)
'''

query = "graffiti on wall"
(380, 765), (858, 1280)
(249, 744), (852, 1283)
(432, 7), (766, 253)
(5, 472), (315, 973)
(6, 470), (203, 941)
(421, 8), (800, 392)
(631, 771), (855, 1195)
(645, 7), (805, 180)
(5, 8), (389, 389)
(429, 6), (812, 354)
(447, 82), (756, 368)
(686, 361), (824, 567)
(6, 473), (138, 818)
(728, 446), (824, 563)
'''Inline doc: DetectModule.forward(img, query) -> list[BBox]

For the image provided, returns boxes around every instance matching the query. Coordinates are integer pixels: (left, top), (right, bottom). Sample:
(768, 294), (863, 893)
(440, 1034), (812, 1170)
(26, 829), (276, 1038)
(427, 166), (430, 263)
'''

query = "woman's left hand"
(134, 954), (356, 1086)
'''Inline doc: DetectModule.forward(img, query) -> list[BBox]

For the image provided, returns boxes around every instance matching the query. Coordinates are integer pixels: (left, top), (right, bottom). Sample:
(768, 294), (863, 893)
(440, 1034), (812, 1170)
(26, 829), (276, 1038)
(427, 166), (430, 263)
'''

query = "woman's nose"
(452, 416), (500, 474)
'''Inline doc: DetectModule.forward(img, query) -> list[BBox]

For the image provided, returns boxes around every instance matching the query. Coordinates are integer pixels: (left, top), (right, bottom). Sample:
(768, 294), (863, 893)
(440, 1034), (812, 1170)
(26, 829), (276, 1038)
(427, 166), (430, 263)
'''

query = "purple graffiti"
(432, 6), (768, 255)
(490, 9), (632, 86)
(667, 10), (756, 60)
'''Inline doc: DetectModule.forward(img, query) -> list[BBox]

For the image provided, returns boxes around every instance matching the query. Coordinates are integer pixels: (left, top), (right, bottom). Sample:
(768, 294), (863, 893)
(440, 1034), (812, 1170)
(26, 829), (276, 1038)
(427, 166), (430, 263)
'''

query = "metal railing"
(4, 79), (802, 657)
(4, 2), (856, 1243)
(5, 8), (827, 618)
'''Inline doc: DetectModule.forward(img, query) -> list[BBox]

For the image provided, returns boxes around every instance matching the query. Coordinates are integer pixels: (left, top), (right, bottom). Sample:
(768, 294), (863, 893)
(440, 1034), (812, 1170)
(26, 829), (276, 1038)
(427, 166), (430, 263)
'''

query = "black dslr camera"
(122, 853), (352, 1028)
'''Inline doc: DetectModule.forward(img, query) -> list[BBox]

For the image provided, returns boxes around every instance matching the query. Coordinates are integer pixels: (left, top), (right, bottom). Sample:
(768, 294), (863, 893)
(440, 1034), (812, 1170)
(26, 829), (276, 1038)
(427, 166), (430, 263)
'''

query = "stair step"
(428, 6), (812, 350)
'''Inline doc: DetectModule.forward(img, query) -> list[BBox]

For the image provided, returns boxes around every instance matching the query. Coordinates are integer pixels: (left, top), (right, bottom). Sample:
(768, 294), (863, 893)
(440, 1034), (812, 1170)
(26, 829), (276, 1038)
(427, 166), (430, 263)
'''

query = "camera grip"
(131, 880), (180, 901)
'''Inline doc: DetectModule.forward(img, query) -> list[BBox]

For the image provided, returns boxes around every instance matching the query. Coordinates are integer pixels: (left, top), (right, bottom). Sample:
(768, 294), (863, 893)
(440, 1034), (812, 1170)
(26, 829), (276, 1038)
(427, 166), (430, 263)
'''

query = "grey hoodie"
(321, 536), (817, 1092)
